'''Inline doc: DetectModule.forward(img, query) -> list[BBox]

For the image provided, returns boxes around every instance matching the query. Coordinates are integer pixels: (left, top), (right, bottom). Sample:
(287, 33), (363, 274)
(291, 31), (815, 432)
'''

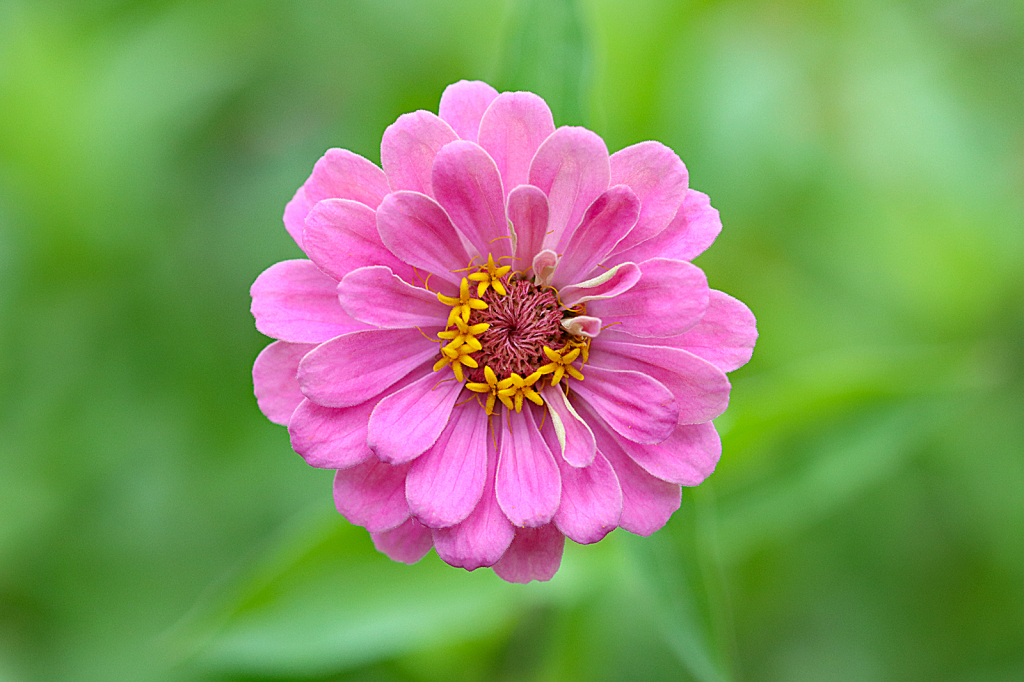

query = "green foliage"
(1, 0), (1022, 680)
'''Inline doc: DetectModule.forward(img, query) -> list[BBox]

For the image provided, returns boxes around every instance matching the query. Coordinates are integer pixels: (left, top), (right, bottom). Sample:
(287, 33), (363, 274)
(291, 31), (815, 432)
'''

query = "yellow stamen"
(496, 371), (544, 413)
(432, 343), (478, 383)
(437, 277), (488, 325)
(538, 345), (585, 386)
(465, 366), (501, 415)
(467, 253), (512, 297)
(438, 318), (489, 352)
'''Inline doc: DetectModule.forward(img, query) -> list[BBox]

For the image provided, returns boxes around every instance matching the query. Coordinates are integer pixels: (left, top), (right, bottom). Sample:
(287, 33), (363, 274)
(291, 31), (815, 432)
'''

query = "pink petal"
(529, 126), (610, 251)
(669, 290), (757, 372)
(406, 403), (489, 528)
(587, 340), (731, 425)
(607, 189), (721, 266)
(492, 524), (565, 584)
(251, 260), (369, 344)
(304, 148), (390, 209)
(561, 315), (602, 337)
(333, 458), (412, 532)
(253, 341), (315, 425)
(541, 386), (596, 467)
(532, 249), (558, 286)
(608, 141), (689, 253)
(303, 198), (416, 283)
(282, 185), (311, 250)
(338, 266), (448, 329)
(495, 406), (561, 528)
(431, 141), (511, 258)
(550, 449), (622, 545)
(568, 365), (677, 444)
(432, 440), (515, 570)
(587, 258), (709, 337)
(551, 184), (640, 288)
(604, 421), (721, 486)
(376, 191), (471, 289)
(438, 80), (498, 143)
(367, 372), (464, 465)
(478, 91), (556, 197)
(584, 409), (681, 536)
(297, 328), (436, 407)
(508, 184), (550, 271)
(558, 262), (641, 307)
(381, 110), (458, 197)
(370, 517), (434, 565)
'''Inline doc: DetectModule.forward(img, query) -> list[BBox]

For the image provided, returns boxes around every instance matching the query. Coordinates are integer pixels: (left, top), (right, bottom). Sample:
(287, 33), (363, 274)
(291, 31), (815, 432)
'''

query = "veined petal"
(339, 266), (449, 329)
(304, 148), (390, 209)
(550, 448), (622, 545)
(588, 340), (731, 425)
(297, 328), (435, 407)
(606, 421), (721, 486)
(495, 406), (561, 528)
(587, 258), (709, 337)
(432, 140), (511, 258)
(541, 386), (596, 467)
(478, 91), (556, 197)
(558, 262), (640, 307)
(583, 406), (681, 536)
(370, 517), (434, 565)
(253, 341), (315, 425)
(607, 189), (721, 266)
(381, 110), (458, 197)
(251, 260), (369, 344)
(568, 365), (677, 444)
(667, 290), (757, 372)
(376, 191), (470, 289)
(492, 524), (565, 584)
(406, 403), (489, 528)
(608, 141), (688, 253)
(367, 372), (464, 464)
(508, 184), (550, 271)
(438, 80), (498, 143)
(433, 439), (515, 570)
(529, 126), (610, 251)
(552, 184), (640, 288)
(303, 199), (417, 283)
(282, 185), (311, 251)
(333, 459), (412, 533)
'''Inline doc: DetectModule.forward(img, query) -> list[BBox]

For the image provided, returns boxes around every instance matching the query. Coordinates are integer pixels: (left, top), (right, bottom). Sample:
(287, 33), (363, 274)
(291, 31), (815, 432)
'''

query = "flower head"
(251, 80), (757, 583)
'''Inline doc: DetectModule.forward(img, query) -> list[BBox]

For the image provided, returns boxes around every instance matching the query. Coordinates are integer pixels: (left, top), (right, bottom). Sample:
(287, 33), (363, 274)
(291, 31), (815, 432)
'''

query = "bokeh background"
(2, 0), (1023, 680)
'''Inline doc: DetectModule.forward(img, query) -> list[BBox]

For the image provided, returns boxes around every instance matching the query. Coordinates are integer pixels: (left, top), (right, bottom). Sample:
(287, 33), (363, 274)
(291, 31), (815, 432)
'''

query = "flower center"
(465, 276), (566, 384)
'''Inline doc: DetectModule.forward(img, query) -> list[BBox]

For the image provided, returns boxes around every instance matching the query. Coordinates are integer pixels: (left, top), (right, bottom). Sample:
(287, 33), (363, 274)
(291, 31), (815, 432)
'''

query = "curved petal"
(668, 290), (757, 372)
(529, 126), (610, 251)
(370, 517), (434, 564)
(431, 140), (511, 258)
(338, 266), (449, 329)
(333, 459), (411, 532)
(251, 260), (369, 344)
(587, 340), (731, 425)
(508, 184), (550, 270)
(495, 406), (561, 528)
(432, 438), (515, 570)
(541, 386), (596, 467)
(561, 315), (602, 337)
(406, 403), (488, 528)
(367, 372), (464, 464)
(607, 189), (721, 266)
(582, 406), (681, 536)
(381, 110), (458, 197)
(551, 184), (640, 288)
(478, 91), (556, 197)
(551, 450), (622, 545)
(558, 262), (641, 307)
(253, 341), (315, 425)
(492, 524), (565, 584)
(282, 185), (311, 250)
(532, 249), (558, 287)
(304, 148), (390, 209)
(376, 191), (470, 289)
(587, 258), (708, 337)
(568, 365), (677, 444)
(303, 199), (416, 283)
(438, 80), (498, 143)
(606, 421), (721, 486)
(608, 141), (688, 253)
(297, 328), (436, 408)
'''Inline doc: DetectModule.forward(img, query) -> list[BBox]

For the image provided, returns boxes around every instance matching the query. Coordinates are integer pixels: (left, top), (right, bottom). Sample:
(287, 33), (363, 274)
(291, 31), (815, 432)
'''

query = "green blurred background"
(2, 0), (1022, 680)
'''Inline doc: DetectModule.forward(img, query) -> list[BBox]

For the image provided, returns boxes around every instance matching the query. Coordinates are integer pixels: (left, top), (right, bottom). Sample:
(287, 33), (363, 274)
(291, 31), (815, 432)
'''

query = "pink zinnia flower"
(251, 80), (756, 583)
